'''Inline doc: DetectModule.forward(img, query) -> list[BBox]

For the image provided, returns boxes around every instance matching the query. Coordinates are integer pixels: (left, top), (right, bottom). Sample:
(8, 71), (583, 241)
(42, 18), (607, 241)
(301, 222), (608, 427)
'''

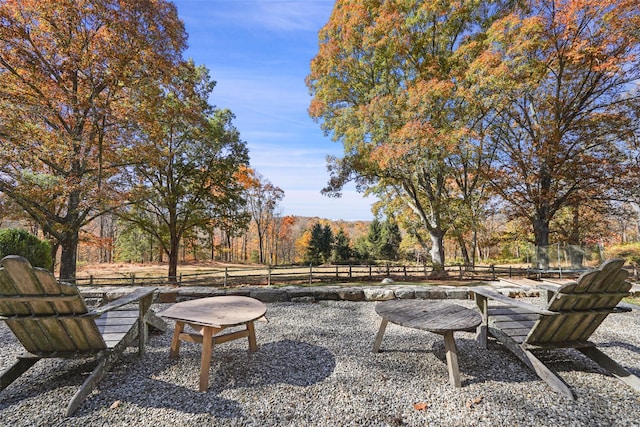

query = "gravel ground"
(1, 299), (639, 427)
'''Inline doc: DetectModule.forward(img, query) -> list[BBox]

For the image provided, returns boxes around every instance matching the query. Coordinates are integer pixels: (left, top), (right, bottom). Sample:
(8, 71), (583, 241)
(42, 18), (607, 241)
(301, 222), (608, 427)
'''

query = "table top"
(159, 296), (266, 328)
(375, 299), (481, 334)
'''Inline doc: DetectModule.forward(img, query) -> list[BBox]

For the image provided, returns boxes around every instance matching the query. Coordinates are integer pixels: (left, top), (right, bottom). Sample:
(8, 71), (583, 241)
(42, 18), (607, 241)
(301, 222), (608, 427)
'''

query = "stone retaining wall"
(81, 280), (640, 305)
(83, 283), (541, 304)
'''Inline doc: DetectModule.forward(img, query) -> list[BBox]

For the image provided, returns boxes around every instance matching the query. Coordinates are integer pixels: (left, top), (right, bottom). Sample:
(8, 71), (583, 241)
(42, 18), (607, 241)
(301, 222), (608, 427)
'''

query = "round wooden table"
(372, 299), (481, 387)
(159, 296), (266, 391)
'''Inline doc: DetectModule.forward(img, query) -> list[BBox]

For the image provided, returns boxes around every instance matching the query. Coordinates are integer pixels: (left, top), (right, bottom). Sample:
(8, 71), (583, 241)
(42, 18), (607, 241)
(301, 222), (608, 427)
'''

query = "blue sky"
(172, 0), (374, 221)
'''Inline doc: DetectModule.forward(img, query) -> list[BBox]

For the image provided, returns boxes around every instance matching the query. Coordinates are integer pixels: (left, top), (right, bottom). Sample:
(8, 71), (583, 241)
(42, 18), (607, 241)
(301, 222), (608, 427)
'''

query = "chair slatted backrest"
(0, 256), (106, 355)
(526, 258), (630, 346)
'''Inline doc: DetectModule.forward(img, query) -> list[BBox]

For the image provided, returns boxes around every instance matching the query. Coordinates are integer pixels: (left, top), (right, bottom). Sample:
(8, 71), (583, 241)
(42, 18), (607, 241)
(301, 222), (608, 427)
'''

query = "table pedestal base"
(373, 318), (463, 388)
(169, 320), (258, 391)
(372, 300), (481, 389)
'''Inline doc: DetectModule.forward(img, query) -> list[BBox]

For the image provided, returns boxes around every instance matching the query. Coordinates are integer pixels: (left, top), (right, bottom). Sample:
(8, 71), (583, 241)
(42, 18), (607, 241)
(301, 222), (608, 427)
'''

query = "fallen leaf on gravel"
(413, 402), (429, 411)
(466, 396), (484, 409)
(110, 400), (121, 409)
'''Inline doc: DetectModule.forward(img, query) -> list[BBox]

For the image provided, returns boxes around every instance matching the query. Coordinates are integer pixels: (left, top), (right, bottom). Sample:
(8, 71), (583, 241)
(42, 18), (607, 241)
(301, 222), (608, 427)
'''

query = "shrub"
(0, 228), (53, 270)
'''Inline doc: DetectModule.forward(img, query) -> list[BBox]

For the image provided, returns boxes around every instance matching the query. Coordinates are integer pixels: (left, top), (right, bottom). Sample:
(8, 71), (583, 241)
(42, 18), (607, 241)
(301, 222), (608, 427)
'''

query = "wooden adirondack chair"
(0, 255), (157, 416)
(474, 258), (640, 399)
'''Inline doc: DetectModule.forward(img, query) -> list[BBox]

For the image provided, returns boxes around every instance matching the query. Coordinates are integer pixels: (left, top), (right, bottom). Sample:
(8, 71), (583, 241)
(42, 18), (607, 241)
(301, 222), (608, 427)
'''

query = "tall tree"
(275, 215), (297, 264)
(320, 224), (334, 263)
(0, 0), (186, 279)
(242, 169), (285, 264)
(332, 228), (351, 262)
(379, 218), (402, 261)
(305, 222), (334, 264)
(120, 63), (249, 281)
(307, 0), (503, 272)
(306, 222), (324, 265)
(366, 218), (383, 260)
(469, 0), (640, 267)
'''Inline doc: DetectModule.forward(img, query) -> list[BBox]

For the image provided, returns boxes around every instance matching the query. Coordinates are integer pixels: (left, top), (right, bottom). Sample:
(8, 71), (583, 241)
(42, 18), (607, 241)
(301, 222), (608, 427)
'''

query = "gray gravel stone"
(0, 299), (639, 426)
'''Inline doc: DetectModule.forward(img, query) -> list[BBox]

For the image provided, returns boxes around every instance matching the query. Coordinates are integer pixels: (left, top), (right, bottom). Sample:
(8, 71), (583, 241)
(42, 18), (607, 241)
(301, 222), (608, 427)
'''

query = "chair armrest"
(473, 287), (557, 316)
(86, 288), (156, 316)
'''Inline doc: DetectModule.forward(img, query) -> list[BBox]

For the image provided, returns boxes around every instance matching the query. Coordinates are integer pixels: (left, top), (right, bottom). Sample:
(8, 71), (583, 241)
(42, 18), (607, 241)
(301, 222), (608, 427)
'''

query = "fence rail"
(69, 263), (611, 288)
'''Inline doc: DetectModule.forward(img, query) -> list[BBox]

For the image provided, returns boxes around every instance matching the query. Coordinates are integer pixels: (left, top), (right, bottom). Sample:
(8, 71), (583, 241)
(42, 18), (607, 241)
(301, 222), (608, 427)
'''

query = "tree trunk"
(429, 229), (446, 273)
(49, 241), (59, 273)
(257, 229), (265, 264)
(59, 232), (79, 281)
(533, 162), (552, 270)
(455, 232), (471, 266)
(470, 231), (477, 266)
(58, 190), (81, 280)
(168, 233), (179, 283)
(168, 248), (178, 283)
(567, 204), (584, 268)
(533, 215), (550, 270)
(210, 230), (215, 261)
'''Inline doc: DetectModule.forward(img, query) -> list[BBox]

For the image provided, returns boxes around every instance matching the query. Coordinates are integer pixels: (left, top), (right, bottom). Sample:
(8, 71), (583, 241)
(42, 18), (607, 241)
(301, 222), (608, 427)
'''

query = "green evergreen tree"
(306, 223), (335, 264)
(352, 236), (371, 262)
(321, 225), (334, 263)
(332, 228), (351, 262)
(379, 219), (402, 261)
(306, 223), (324, 265)
(366, 218), (383, 260)
(115, 221), (154, 264)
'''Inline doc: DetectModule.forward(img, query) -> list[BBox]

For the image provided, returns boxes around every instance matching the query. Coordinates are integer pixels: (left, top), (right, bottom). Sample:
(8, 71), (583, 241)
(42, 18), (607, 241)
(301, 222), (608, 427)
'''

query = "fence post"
(403, 265), (407, 279)
(224, 267), (228, 287)
(369, 264), (372, 278)
(89, 275), (94, 286)
(386, 263), (390, 277)
(309, 264), (313, 285)
(336, 265), (339, 278)
(179, 273), (182, 286)
(349, 264), (352, 278)
(130, 273), (135, 285)
(491, 264), (496, 280)
(509, 266), (512, 278)
(268, 265), (271, 286)
(459, 264), (463, 280)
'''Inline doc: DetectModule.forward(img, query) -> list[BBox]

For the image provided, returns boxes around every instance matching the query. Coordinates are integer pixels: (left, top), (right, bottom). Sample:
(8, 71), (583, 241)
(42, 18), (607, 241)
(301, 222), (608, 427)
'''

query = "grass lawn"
(624, 296), (640, 305)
